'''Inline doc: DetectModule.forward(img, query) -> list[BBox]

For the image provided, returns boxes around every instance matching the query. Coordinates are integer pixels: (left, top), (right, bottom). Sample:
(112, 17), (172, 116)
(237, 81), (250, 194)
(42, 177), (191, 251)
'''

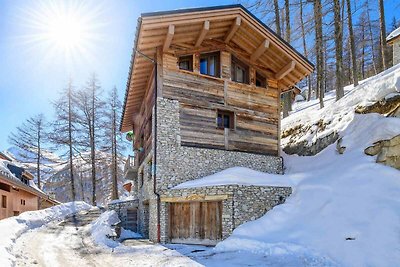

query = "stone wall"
(365, 134), (400, 170)
(156, 98), (283, 194)
(393, 39), (400, 66)
(160, 185), (292, 243)
(107, 199), (138, 231)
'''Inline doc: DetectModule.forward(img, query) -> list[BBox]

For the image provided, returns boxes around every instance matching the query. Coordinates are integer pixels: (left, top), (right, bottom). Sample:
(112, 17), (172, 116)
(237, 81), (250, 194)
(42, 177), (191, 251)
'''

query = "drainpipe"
(134, 48), (161, 243)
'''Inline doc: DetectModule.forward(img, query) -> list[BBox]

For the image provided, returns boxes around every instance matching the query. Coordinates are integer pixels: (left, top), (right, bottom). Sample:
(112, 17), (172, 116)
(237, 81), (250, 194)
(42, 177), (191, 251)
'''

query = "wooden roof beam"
(275, 61), (296, 80)
(195, 20), (210, 47)
(224, 17), (241, 43)
(163, 24), (175, 51)
(250, 39), (270, 62)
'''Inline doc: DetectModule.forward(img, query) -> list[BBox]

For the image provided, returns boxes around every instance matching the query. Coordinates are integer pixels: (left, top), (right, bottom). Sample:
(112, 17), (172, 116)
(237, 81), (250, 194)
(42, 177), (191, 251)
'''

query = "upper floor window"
(217, 110), (234, 129)
(256, 72), (267, 88)
(200, 52), (220, 77)
(2, 195), (6, 208)
(178, 55), (193, 71)
(231, 56), (249, 84)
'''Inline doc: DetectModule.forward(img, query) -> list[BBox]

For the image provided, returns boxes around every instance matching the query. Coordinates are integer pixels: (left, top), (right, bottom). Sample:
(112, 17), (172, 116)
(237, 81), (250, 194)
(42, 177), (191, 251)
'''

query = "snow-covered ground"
(0, 202), (91, 267)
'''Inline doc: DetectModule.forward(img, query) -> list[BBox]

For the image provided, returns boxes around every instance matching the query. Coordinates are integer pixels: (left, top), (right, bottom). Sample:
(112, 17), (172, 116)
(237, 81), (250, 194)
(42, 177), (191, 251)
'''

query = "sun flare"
(18, 1), (104, 65)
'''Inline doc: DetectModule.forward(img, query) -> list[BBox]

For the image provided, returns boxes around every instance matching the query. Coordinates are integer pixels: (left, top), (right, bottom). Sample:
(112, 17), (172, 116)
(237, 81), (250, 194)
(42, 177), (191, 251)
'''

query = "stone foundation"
(160, 185), (292, 243)
(107, 199), (138, 231)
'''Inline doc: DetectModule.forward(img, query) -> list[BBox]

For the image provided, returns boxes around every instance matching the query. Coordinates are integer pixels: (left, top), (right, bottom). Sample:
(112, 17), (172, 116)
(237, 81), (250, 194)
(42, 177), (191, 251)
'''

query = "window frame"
(178, 55), (193, 71)
(217, 110), (235, 130)
(200, 52), (220, 77)
(256, 71), (267, 88)
(231, 56), (249, 84)
(1, 195), (6, 208)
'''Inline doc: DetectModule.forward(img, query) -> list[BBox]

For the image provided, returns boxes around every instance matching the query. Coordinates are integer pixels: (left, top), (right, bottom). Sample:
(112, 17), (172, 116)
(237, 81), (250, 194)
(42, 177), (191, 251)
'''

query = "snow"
(214, 66), (400, 267)
(174, 167), (293, 189)
(0, 201), (91, 267)
(284, 63), (400, 147)
(387, 27), (400, 42)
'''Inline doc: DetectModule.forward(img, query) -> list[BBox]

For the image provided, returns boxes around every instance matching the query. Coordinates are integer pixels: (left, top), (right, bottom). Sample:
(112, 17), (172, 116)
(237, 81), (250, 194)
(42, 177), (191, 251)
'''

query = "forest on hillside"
(242, 0), (399, 115)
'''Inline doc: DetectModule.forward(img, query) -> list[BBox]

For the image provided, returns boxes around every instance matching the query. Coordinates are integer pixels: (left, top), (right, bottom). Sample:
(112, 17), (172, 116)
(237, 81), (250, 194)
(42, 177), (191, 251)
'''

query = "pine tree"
(346, 0), (358, 86)
(333, 0), (344, 100)
(313, 0), (324, 108)
(378, 0), (388, 70)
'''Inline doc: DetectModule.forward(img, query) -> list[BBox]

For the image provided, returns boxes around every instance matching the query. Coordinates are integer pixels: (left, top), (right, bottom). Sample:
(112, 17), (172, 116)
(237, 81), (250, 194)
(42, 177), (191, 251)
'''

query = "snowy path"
(12, 209), (200, 267)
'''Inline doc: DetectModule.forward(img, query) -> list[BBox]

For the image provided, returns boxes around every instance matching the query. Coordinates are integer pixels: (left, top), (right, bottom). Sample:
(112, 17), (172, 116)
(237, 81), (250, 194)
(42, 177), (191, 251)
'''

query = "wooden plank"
(275, 60), (296, 80)
(163, 24), (175, 51)
(250, 39), (270, 62)
(195, 20), (210, 47)
(161, 195), (229, 203)
(224, 16), (241, 43)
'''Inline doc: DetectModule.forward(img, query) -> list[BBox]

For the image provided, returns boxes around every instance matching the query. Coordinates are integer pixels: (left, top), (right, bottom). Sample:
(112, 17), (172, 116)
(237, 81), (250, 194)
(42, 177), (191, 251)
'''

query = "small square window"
(178, 55), (193, 71)
(231, 56), (249, 84)
(256, 72), (267, 88)
(217, 110), (234, 129)
(200, 52), (220, 77)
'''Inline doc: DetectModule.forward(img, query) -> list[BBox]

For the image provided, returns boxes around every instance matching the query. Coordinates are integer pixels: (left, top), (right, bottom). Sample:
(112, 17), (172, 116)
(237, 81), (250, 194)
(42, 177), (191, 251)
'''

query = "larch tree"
(8, 114), (46, 189)
(345, 0), (358, 87)
(378, 0), (388, 70)
(333, 0), (344, 100)
(102, 87), (125, 200)
(75, 74), (104, 206)
(50, 80), (77, 201)
(313, 0), (324, 108)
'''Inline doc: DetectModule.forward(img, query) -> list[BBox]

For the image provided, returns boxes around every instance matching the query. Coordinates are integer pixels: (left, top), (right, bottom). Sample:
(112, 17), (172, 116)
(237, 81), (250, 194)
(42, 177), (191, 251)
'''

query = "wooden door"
(169, 201), (222, 244)
(125, 208), (138, 232)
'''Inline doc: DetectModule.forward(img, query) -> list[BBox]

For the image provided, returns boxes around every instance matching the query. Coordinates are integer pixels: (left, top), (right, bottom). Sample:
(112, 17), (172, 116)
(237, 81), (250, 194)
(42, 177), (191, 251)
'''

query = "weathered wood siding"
(162, 51), (280, 155)
(169, 201), (222, 244)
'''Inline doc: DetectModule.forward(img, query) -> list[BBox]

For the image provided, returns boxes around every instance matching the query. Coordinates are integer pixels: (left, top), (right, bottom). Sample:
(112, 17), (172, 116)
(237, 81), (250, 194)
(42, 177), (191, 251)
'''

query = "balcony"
(124, 156), (137, 180)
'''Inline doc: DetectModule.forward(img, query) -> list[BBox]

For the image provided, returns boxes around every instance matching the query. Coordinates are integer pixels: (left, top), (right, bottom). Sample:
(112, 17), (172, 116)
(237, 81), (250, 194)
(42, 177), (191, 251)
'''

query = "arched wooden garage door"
(169, 201), (222, 245)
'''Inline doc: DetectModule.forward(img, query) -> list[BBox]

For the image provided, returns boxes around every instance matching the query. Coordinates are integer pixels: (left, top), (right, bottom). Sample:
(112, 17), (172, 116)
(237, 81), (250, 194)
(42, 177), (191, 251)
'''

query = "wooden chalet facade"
(0, 161), (59, 220)
(121, 5), (313, 244)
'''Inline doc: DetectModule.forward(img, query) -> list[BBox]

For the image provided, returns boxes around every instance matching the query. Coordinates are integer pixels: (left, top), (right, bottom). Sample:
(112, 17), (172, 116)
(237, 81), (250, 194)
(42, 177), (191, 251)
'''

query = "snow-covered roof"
(173, 167), (293, 189)
(387, 27), (400, 43)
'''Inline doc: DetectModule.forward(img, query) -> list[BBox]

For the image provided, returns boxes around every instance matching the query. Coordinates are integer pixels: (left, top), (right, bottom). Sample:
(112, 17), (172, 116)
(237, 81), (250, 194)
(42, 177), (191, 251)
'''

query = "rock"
(336, 137), (346, 154)
(364, 134), (400, 170)
(364, 143), (383, 156)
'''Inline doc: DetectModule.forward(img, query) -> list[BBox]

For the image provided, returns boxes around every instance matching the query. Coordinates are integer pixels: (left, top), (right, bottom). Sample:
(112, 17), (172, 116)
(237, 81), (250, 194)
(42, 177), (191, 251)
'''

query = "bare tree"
(333, 0), (344, 100)
(313, 0), (324, 108)
(273, 0), (282, 36)
(51, 80), (77, 201)
(75, 74), (103, 206)
(378, 0), (388, 70)
(345, 0), (358, 86)
(9, 114), (46, 189)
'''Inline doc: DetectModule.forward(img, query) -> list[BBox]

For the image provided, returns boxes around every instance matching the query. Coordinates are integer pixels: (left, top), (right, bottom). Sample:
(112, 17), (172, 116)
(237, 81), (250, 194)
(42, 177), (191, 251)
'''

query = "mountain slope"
(214, 65), (400, 267)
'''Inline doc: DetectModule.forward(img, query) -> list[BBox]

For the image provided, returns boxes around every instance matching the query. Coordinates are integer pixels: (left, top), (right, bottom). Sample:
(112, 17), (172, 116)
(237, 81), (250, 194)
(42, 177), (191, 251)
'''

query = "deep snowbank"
(174, 167), (293, 189)
(90, 210), (141, 249)
(0, 201), (91, 267)
(215, 64), (400, 267)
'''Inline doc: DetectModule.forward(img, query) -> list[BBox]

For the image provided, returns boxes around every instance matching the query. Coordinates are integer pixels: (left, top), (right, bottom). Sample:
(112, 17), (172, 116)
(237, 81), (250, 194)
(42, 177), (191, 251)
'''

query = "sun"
(17, 1), (104, 64)
(45, 12), (85, 50)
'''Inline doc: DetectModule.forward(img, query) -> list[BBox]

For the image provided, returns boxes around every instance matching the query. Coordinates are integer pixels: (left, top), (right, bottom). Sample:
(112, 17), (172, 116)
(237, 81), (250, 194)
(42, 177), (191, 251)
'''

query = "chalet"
(0, 159), (59, 219)
(387, 27), (400, 65)
(120, 5), (313, 244)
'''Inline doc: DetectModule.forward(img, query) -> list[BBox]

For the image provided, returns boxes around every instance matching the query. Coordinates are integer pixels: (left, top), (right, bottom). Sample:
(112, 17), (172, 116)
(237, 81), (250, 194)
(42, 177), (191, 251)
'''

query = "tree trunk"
(346, 0), (358, 87)
(379, 0), (388, 70)
(273, 0), (281, 36)
(91, 81), (97, 206)
(313, 0), (324, 108)
(111, 89), (118, 200)
(284, 0), (290, 43)
(68, 83), (76, 201)
(333, 0), (344, 100)
(366, 0), (377, 75)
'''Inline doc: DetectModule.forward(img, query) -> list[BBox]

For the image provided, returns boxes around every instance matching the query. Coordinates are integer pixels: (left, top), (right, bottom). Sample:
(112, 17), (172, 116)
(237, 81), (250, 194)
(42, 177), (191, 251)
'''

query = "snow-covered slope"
(213, 66), (400, 266)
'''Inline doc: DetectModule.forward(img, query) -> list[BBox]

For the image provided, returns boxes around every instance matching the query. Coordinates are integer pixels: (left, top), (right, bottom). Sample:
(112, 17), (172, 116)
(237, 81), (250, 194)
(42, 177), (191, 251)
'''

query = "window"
(200, 52), (220, 77)
(256, 72), (267, 87)
(178, 55), (193, 71)
(217, 110), (234, 129)
(20, 199), (25, 206)
(1, 195), (6, 208)
(231, 56), (249, 84)
(0, 182), (10, 192)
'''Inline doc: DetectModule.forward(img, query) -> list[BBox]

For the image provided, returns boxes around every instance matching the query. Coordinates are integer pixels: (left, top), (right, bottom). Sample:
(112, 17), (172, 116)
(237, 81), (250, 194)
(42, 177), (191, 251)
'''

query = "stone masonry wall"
(107, 199), (138, 231)
(393, 39), (400, 66)
(156, 98), (283, 194)
(160, 185), (292, 243)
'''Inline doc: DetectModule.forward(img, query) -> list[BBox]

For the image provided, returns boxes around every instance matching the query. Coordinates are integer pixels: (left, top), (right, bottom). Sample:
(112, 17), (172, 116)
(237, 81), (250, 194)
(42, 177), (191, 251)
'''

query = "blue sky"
(0, 0), (398, 151)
